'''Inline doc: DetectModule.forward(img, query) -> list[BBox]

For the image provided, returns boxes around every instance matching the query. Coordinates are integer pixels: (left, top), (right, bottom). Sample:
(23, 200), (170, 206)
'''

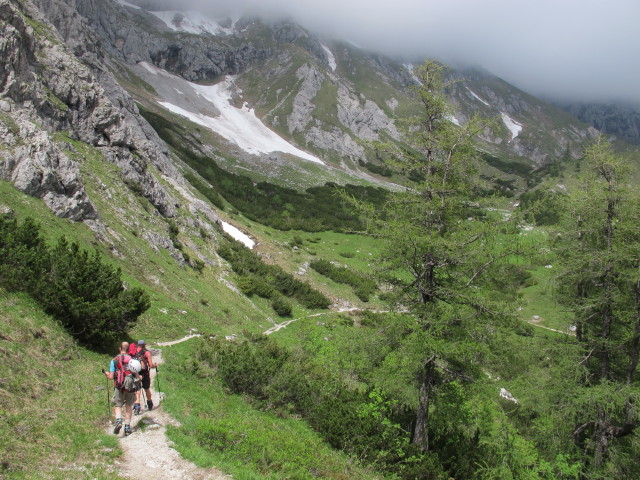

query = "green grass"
(519, 264), (572, 333)
(0, 290), (127, 480)
(160, 339), (381, 480)
(245, 223), (386, 309)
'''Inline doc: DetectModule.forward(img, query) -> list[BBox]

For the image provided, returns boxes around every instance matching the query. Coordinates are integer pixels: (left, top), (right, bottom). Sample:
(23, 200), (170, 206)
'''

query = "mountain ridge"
(62, 0), (600, 180)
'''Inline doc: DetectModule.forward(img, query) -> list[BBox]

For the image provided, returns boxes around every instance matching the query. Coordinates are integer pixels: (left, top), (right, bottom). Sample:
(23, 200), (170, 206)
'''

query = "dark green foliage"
(0, 216), (149, 346)
(167, 219), (182, 251)
(192, 258), (206, 274)
(358, 159), (393, 177)
(271, 296), (292, 316)
(310, 259), (377, 301)
(213, 334), (290, 399)
(182, 171), (225, 210)
(197, 336), (447, 479)
(139, 106), (388, 232)
(481, 152), (535, 179)
(480, 175), (517, 197)
(518, 188), (564, 225)
(218, 240), (330, 310)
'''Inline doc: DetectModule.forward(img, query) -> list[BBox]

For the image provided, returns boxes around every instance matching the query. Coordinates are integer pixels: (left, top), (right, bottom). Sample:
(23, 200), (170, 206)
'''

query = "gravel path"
(109, 339), (229, 480)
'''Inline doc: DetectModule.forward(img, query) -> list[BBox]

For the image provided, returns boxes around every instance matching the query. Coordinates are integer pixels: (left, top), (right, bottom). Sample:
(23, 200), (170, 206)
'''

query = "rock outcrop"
(555, 101), (640, 145)
(0, 0), (181, 220)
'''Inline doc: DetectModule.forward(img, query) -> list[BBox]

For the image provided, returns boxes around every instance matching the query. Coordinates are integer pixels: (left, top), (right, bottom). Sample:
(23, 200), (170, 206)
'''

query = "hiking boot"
(147, 400), (153, 411)
(124, 425), (132, 436)
(113, 419), (122, 435)
(133, 403), (141, 415)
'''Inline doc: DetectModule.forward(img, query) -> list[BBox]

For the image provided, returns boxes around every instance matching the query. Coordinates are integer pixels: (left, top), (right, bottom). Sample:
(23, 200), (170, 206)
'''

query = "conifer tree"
(349, 60), (521, 452)
(554, 136), (640, 475)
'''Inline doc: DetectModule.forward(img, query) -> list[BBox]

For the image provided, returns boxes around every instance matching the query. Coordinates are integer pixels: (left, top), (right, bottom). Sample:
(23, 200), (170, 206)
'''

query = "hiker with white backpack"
(131, 340), (157, 415)
(102, 342), (142, 436)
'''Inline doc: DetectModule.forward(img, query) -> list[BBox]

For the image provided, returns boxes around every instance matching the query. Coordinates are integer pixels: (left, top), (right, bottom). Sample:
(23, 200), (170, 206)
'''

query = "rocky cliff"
(554, 101), (640, 145)
(0, 0), (234, 270)
(68, 0), (599, 177)
(0, 0), (185, 222)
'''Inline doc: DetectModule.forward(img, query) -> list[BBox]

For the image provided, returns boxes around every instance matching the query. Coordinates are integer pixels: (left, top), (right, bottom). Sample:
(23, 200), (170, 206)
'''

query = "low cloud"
(140, 0), (640, 102)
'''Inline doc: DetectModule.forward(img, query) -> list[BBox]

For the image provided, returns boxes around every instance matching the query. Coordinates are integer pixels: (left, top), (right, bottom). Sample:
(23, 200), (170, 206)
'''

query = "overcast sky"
(153, 0), (640, 103)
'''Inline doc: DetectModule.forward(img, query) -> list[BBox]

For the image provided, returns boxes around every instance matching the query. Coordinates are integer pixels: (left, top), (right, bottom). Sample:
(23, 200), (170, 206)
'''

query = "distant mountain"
(38, 0), (600, 190)
(552, 101), (640, 145)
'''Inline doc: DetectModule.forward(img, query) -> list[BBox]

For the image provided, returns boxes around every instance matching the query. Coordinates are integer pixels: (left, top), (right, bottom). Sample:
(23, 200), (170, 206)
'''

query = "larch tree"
(348, 60), (523, 452)
(554, 136), (640, 476)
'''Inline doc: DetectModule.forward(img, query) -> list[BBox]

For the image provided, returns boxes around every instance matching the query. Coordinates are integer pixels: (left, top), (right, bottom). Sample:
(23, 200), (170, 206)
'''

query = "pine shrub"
(0, 215), (149, 347)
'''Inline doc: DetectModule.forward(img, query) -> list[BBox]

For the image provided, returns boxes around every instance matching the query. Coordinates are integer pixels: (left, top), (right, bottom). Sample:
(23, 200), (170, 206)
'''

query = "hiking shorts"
(140, 369), (151, 390)
(112, 388), (136, 407)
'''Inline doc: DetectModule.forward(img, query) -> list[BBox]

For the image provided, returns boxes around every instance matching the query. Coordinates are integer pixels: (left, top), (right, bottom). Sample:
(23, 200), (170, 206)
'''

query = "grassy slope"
(0, 174), (579, 479)
(161, 339), (381, 480)
(0, 290), (125, 480)
(0, 128), (390, 478)
(1, 54), (600, 477)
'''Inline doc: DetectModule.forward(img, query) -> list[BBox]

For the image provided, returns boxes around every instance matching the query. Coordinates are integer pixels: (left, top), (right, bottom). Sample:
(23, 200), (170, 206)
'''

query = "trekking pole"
(155, 366), (161, 398)
(101, 369), (110, 416)
(140, 386), (147, 407)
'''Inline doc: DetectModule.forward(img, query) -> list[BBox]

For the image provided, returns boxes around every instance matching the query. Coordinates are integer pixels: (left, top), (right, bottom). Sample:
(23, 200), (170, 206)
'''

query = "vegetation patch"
(161, 339), (380, 479)
(139, 105), (389, 232)
(0, 290), (126, 480)
(310, 259), (377, 301)
(0, 215), (149, 347)
(218, 239), (331, 311)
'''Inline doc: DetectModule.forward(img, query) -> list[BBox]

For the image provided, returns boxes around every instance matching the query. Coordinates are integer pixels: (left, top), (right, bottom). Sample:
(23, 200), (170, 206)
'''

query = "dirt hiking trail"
(109, 336), (229, 480)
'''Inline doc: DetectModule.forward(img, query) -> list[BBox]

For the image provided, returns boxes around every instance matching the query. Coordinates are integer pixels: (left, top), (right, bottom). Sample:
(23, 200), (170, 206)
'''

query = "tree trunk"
(626, 264), (640, 384)
(598, 194), (615, 380)
(413, 355), (436, 451)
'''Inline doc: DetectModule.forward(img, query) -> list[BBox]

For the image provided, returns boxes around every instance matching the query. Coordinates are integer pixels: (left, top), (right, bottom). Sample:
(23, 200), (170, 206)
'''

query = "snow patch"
(321, 44), (336, 71)
(139, 62), (159, 75)
(501, 113), (522, 140)
(150, 10), (234, 36)
(403, 63), (422, 85)
(144, 65), (323, 164)
(467, 88), (489, 106)
(447, 114), (461, 126)
(220, 221), (255, 249)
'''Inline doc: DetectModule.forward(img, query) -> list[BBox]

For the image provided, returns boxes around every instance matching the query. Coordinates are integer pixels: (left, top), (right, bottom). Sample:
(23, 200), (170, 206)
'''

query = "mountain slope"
(553, 100), (640, 145)
(53, 0), (601, 191)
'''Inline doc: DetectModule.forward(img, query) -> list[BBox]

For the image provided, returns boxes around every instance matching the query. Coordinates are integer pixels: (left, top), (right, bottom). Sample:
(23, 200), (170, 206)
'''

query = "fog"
(138, 0), (640, 103)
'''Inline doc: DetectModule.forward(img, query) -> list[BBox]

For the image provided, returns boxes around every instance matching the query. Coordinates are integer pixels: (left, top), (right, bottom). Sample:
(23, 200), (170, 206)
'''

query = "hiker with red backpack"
(103, 342), (142, 436)
(132, 340), (156, 415)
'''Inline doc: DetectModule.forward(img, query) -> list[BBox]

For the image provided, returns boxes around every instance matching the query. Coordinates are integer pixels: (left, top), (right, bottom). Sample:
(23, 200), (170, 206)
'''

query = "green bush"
(218, 240), (330, 309)
(271, 296), (292, 316)
(211, 336), (289, 400)
(195, 336), (449, 478)
(0, 216), (149, 347)
(310, 259), (377, 302)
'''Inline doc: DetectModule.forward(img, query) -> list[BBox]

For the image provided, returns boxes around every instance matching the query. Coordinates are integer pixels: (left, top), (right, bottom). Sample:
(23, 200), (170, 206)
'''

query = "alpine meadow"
(1, 0), (640, 479)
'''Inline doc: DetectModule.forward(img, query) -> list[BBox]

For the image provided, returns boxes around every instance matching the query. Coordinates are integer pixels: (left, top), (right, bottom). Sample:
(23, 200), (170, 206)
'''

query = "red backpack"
(127, 343), (138, 356)
(113, 354), (134, 391)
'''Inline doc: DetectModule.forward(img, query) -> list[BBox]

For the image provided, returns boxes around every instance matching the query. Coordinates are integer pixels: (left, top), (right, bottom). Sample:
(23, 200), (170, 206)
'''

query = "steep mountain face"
(48, 0), (598, 187)
(553, 101), (640, 145)
(0, 0), (229, 263)
(0, 0), (179, 219)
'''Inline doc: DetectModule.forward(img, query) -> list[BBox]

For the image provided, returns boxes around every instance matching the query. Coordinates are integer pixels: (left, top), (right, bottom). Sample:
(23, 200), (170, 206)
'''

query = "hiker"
(103, 341), (140, 436)
(133, 340), (156, 414)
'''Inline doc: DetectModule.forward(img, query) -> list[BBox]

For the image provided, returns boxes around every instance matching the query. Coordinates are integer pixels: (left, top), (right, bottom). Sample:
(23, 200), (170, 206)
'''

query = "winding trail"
(526, 318), (574, 336)
(111, 336), (229, 480)
(263, 311), (330, 335)
(108, 307), (564, 478)
(263, 307), (394, 335)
